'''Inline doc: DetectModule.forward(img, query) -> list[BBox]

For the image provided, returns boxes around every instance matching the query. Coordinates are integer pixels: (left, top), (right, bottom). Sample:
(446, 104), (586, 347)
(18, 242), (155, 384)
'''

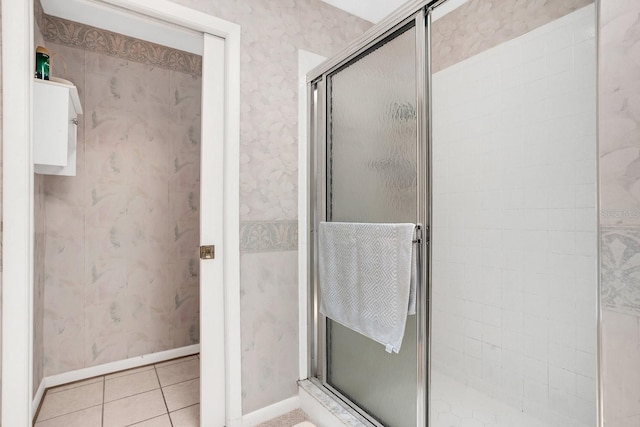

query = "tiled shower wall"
(599, 0), (640, 425)
(431, 5), (597, 426)
(38, 36), (203, 376)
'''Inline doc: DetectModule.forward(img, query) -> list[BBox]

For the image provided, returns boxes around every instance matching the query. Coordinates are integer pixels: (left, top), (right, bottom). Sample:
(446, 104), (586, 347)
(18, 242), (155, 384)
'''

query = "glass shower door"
(323, 23), (419, 427)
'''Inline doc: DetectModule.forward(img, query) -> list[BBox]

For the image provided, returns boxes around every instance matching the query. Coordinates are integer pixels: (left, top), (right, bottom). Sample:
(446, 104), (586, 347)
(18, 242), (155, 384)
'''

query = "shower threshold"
(299, 379), (373, 427)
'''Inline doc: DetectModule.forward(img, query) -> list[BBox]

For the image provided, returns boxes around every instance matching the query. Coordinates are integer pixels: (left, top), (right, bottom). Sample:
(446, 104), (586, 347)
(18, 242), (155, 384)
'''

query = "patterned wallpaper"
(599, 0), (640, 424)
(36, 3), (201, 77)
(431, 0), (593, 72)
(240, 221), (298, 253)
(169, 0), (371, 224)
(33, 18), (46, 398)
(40, 41), (202, 376)
(599, 0), (640, 228)
(33, 174), (45, 395)
(599, 0), (640, 316)
(601, 226), (640, 316)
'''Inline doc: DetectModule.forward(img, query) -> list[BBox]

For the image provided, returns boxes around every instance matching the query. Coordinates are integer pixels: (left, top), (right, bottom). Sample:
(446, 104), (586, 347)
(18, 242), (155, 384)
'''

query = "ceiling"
(320, 0), (409, 23)
(321, 0), (470, 23)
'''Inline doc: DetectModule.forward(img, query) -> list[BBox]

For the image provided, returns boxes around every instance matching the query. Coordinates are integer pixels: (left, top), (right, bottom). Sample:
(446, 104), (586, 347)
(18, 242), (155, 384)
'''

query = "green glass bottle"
(35, 46), (50, 80)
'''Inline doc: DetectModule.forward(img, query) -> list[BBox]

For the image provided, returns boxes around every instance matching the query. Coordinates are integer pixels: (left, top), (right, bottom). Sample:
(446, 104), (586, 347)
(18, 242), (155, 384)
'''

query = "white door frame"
(0, 1), (242, 426)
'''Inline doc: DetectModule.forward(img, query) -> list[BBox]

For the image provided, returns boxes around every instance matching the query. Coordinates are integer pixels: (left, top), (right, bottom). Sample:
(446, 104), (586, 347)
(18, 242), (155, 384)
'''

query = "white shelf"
(33, 78), (83, 176)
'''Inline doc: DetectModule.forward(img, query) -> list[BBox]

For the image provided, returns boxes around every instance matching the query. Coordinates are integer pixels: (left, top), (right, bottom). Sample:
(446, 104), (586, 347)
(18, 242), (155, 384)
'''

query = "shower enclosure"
(307, 0), (598, 426)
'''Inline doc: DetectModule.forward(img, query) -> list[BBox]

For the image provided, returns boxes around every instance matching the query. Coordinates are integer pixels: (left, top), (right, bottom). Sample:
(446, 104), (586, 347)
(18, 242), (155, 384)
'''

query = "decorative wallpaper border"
(240, 221), (298, 253)
(601, 225), (640, 316)
(35, 0), (45, 34)
(36, 1), (201, 77)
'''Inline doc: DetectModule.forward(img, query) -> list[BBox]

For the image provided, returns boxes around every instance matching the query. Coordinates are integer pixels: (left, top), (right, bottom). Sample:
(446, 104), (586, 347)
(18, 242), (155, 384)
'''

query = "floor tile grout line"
(169, 401), (199, 412)
(36, 378), (104, 423)
(160, 374), (200, 390)
(103, 368), (168, 403)
(161, 377), (201, 416)
(104, 365), (156, 382)
(34, 403), (103, 424)
(165, 403), (200, 426)
(47, 376), (105, 395)
(154, 364), (174, 427)
(103, 384), (163, 405)
(124, 413), (171, 427)
(44, 376), (104, 396)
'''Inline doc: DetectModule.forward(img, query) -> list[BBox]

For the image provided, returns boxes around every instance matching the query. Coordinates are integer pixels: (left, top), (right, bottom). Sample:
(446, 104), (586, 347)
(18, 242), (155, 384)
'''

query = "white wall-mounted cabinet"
(33, 78), (83, 176)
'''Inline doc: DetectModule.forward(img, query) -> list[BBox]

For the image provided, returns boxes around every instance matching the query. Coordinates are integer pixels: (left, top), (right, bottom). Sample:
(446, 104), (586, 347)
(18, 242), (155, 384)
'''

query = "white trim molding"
(1, 0), (36, 425)
(32, 380), (47, 421)
(223, 18), (243, 427)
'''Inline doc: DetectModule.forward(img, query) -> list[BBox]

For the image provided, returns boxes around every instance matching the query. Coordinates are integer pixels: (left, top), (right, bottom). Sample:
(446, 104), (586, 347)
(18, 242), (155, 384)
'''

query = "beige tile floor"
(34, 355), (200, 427)
(256, 409), (311, 427)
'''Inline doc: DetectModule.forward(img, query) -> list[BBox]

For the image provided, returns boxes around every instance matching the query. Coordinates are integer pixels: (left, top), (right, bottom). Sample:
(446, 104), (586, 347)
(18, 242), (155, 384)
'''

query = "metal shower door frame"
(306, 2), (440, 425)
(307, 1), (605, 426)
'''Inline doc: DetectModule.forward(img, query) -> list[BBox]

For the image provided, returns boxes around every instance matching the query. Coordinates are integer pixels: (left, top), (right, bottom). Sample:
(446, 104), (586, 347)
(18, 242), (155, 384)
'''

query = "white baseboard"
(31, 344), (200, 419)
(32, 379), (47, 420)
(242, 396), (301, 427)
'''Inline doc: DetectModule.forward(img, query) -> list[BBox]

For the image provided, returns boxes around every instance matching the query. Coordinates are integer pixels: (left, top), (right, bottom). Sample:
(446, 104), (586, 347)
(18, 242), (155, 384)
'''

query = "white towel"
(318, 222), (416, 353)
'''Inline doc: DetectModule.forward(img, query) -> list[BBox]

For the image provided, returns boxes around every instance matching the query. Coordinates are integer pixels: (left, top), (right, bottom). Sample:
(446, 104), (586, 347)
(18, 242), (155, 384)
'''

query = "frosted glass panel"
(326, 25), (417, 427)
(329, 31), (417, 224)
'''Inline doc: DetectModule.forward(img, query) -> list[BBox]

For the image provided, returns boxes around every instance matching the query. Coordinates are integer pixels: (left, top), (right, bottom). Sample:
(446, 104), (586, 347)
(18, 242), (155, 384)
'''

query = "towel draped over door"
(318, 221), (416, 353)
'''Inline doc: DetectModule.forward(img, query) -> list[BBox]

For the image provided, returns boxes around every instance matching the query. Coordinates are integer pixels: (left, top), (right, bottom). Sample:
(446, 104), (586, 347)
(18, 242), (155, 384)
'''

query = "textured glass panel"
(326, 26), (417, 427)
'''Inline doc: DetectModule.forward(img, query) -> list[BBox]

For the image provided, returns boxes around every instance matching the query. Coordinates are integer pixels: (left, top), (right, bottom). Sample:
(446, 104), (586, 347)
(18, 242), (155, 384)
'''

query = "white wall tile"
(431, 6), (596, 425)
(524, 378), (549, 406)
(524, 335), (548, 362)
(549, 343), (576, 371)
(503, 310), (524, 334)
(575, 232), (597, 255)
(483, 324), (502, 347)
(576, 374), (596, 403)
(523, 56), (546, 82)
(547, 47), (573, 76)
(549, 366), (576, 395)
(575, 350), (596, 379)
(465, 337), (482, 359)
(575, 208), (596, 236)
(550, 231), (576, 254)
(549, 320), (576, 348)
